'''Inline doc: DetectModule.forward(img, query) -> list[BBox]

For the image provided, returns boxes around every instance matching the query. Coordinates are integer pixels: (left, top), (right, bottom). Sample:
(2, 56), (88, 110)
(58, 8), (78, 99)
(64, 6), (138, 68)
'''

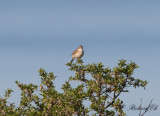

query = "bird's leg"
(77, 58), (82, 65)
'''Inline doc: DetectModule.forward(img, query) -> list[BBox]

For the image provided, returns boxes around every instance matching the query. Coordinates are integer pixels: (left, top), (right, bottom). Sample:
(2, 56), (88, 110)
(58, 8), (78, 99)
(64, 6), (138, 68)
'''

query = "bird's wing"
(72, 49), (78, 55)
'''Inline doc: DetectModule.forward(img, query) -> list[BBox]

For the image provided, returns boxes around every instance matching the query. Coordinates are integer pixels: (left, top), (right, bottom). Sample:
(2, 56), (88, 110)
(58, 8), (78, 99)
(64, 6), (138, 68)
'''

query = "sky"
(0, 1), (160, 115)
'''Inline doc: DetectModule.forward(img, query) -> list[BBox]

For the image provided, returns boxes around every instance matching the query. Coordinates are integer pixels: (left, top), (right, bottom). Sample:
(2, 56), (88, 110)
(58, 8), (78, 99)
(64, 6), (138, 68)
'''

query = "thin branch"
(105, 79), (127, 109)
(105, 88), (123, 109)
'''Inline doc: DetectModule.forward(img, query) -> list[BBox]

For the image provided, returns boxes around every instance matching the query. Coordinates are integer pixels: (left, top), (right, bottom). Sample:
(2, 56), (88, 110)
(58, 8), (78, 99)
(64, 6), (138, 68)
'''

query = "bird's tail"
(71, 58), (74, 63)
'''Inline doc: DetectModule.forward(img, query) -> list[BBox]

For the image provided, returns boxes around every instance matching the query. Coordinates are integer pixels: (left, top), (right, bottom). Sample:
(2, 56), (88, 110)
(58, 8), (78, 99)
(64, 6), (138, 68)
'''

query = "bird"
(71, 45), (84, 63)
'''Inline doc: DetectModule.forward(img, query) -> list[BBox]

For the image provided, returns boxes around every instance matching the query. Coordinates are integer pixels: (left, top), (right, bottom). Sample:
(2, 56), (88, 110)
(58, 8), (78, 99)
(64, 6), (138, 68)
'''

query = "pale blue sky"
(0, 1), (160, 115)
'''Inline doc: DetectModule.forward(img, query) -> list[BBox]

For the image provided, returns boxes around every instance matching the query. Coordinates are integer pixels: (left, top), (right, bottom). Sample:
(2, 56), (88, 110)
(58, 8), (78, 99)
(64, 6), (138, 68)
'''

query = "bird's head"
(79, 45), (83, 49)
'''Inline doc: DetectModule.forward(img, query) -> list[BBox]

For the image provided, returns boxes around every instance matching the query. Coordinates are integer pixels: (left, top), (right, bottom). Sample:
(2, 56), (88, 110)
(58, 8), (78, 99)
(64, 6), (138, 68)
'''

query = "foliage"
(0, 59), (148, 115)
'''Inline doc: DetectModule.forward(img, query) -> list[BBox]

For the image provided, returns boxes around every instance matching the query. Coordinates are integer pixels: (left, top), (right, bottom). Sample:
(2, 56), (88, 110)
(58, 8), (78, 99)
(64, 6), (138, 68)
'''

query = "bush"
(0, 59), (148, 116)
